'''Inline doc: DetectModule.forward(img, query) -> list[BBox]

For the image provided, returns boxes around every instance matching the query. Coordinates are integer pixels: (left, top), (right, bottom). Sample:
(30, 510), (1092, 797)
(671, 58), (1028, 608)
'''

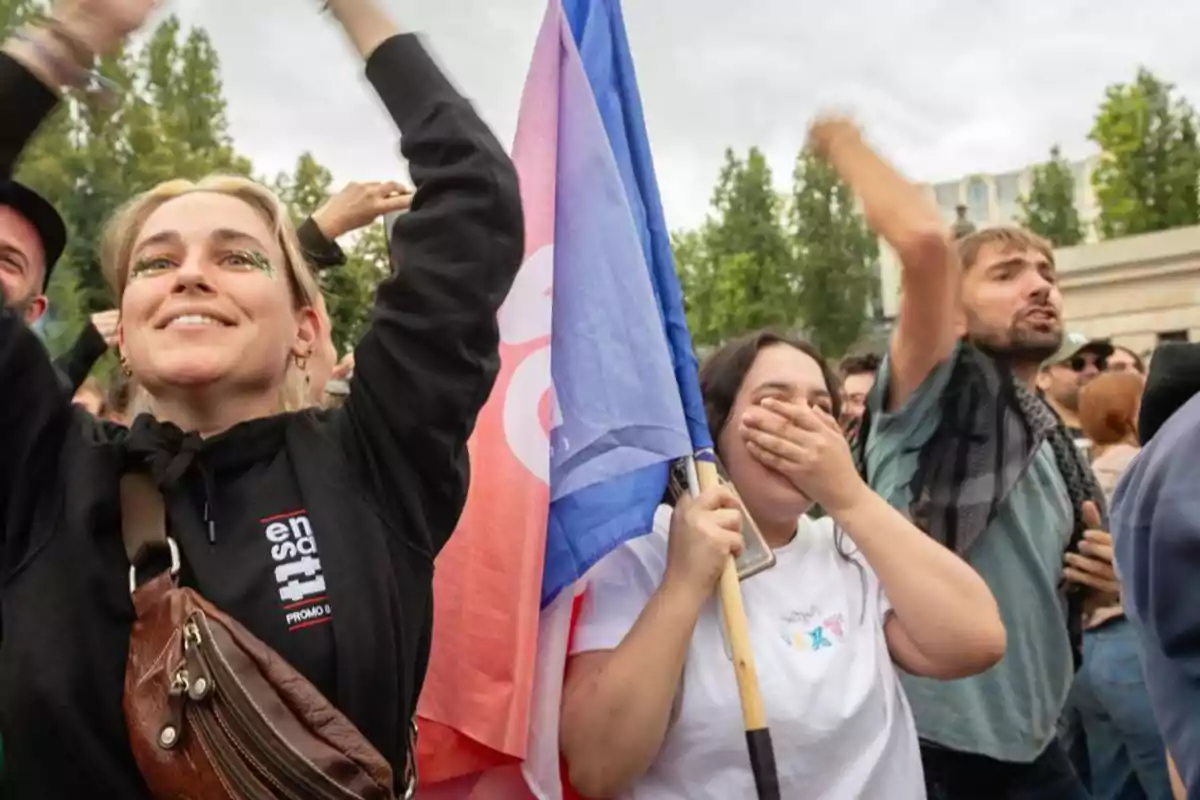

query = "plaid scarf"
(854, 343), (1106, 665)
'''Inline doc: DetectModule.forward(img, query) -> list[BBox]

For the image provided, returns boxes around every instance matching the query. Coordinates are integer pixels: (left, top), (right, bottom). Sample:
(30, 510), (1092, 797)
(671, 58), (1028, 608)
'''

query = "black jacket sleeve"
(0, 53), (72, 565)
(297, 216), (346, 269)
(339, 34), (523, 557)
(53, 321), (108, 393)
(0, 52), (57, 179)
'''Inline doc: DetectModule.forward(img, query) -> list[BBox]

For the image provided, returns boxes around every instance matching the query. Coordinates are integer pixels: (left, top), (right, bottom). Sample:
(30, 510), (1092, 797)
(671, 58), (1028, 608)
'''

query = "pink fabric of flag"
(417, 0), (698, 795)
(414, 0), (559, 785)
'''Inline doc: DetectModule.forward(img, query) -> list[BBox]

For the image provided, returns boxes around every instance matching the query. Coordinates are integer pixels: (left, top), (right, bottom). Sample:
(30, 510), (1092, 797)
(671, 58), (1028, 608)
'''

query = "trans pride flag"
(416, 0), (711, 795)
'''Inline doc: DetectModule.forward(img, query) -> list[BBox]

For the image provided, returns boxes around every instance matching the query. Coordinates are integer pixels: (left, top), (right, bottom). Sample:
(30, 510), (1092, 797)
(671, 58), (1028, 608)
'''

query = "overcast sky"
(166, 0), (1200, 230)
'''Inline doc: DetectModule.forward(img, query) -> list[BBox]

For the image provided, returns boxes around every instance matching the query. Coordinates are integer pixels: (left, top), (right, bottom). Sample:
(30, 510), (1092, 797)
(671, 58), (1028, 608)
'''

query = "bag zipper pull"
(183, 620), (213, 701)
(159, 668), (190, 750)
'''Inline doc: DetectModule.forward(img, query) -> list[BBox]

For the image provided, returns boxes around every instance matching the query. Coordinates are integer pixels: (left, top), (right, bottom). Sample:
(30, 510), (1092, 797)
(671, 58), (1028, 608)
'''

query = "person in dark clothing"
(0, 2), (523, 799)
(1113, 342), (1200, 800)
(0, 177), (64, 325)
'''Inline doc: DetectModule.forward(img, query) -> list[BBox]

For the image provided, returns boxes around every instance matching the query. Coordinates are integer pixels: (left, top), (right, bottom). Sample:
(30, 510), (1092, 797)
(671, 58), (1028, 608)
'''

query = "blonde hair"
(956, 226), (1055, 271)
(101, 175), (323, 417)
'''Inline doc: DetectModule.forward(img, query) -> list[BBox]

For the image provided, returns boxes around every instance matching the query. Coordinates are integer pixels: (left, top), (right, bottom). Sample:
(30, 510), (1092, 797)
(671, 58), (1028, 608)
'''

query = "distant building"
(1056, 223), (1200, 355)
(877, 155), (1101, 320)
(864, 157), (1200, 354)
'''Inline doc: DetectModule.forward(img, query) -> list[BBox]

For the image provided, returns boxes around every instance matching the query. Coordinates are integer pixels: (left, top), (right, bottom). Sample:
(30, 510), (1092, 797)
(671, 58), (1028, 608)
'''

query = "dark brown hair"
(839, 352), (881, 378)
(699, 329), (841, 445)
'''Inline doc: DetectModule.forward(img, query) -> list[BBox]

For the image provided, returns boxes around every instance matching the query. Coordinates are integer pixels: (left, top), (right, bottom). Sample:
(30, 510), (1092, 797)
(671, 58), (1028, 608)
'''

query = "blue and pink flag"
(416, 0), (710, 795)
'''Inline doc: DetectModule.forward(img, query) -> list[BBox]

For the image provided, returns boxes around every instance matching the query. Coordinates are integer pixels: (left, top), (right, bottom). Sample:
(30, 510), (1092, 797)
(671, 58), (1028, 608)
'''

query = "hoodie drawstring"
(125, 419), (220, 544)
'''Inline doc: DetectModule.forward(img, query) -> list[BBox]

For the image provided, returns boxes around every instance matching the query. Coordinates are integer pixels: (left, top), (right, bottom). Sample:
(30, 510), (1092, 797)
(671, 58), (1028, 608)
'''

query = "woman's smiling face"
(118, 191), (316, 395)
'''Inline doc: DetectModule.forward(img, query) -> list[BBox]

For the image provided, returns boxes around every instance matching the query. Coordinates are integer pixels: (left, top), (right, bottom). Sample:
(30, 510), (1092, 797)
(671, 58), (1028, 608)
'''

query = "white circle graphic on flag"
(499, 244), (556, 486)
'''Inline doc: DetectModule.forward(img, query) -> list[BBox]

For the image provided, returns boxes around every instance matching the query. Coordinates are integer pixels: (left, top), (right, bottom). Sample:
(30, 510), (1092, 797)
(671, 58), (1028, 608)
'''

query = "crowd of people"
(1, 1), (1197, 799)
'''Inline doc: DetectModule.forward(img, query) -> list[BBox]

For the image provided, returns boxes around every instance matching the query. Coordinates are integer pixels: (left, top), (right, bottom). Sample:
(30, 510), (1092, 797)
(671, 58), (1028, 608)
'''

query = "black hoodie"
(0, 34), (523, 798)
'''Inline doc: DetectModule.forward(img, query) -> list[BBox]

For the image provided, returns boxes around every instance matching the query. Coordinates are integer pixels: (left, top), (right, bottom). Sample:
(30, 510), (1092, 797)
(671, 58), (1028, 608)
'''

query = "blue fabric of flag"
(540, 1), (703, 606)
(563, 0), (712, 452)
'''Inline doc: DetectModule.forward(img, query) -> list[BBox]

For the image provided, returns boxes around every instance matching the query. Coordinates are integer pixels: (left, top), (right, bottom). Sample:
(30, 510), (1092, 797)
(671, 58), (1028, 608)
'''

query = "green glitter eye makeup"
(231, 250), (274, 277)
(130, 257), (173, 279)
(127, 251), (277, 280)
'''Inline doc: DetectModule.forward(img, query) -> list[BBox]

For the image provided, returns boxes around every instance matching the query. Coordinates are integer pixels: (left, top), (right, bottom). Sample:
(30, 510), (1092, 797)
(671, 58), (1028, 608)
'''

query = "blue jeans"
(1070, 618), (1174, 800)
(922, 737), (1090, 799)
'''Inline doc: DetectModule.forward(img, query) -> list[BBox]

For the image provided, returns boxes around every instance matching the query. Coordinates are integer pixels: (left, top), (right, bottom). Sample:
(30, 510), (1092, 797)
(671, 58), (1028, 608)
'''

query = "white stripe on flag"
(520, 582), (580, 800)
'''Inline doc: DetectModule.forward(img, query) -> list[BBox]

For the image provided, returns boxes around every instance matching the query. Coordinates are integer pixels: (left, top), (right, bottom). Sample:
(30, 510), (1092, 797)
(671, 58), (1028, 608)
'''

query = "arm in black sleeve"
(340, 34), (523, 556)
(0, 51), (73, 564)
(0, 289), (73, 565)
(0, 51), (59, 178)
(53, 321), (108, 393)
(297, 216), (347, 269)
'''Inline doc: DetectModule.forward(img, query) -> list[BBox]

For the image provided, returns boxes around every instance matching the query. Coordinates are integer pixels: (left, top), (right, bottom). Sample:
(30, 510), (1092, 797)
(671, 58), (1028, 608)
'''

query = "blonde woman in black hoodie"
(0, 0), (524, 797)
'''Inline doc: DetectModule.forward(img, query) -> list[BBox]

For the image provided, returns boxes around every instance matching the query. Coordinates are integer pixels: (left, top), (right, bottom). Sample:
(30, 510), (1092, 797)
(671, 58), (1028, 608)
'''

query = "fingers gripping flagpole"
(688, 456), (780, 799)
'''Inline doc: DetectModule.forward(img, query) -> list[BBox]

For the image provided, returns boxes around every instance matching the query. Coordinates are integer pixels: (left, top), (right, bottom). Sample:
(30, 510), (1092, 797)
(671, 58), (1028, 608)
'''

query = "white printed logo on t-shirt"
(259, 508), (333, 632)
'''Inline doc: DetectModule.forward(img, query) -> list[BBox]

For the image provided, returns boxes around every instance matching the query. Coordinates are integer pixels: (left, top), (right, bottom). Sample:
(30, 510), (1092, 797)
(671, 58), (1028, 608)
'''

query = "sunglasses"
(1066, 355), (1107, 372)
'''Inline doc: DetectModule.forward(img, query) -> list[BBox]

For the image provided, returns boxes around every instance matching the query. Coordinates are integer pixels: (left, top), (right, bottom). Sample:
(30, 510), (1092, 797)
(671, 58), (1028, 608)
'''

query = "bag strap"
(120, 473), (178, 592)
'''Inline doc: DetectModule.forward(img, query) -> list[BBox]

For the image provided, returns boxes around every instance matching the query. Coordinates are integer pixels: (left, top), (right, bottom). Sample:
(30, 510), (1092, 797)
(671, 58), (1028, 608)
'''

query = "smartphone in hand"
(667, 457), (777, 581)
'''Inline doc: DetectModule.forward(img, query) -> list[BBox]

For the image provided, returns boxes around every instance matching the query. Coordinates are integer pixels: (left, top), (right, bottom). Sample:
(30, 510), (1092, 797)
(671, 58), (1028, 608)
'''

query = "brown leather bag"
(120, 473), (416, 799)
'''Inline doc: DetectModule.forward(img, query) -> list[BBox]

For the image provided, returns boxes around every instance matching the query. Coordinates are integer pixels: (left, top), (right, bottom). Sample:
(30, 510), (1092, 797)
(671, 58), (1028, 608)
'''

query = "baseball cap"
(1045, 332), (1114, 367)
(0, 180), (67, 290)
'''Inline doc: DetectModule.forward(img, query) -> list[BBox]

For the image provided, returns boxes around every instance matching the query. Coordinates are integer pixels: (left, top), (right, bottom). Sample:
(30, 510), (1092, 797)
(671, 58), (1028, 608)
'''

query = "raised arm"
(325, 1), (523, 554)
(52, 310), (116, 393)
(743, 397), (1006, 678)
(809, 117), (958, 410)
(0, 0), (156, 553)
(304, 180), (414, 269)
(296, 216), (347, 269)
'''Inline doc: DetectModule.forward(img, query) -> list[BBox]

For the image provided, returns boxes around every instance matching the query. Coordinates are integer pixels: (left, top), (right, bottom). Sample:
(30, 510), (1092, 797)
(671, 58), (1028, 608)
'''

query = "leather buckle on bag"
(127, 536), (181, 595)
(402, 719), (419, 799)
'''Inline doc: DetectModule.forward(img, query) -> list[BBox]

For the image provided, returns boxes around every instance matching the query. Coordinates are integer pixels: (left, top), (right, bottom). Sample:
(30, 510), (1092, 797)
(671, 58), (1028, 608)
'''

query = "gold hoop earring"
(294, 350), (311, 372)
(120, 356), (132, 377)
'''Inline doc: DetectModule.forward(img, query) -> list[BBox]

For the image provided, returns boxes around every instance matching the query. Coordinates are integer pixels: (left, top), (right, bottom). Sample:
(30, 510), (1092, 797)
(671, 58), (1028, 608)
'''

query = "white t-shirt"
(571, 507), (924, 800)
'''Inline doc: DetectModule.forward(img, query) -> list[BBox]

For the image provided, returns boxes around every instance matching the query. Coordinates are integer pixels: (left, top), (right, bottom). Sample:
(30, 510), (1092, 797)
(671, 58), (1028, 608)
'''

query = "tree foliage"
(1089, 68), (1200, 239)
(275, 152), (333, 221)
(5, 5), (252, 338)
(1019, 144), (1084, 247)
(327, 223), (389, 353)
(673, 146), (877, 358)
(674, 147), (795, 347)
(272, 152), (386, 351)
(1, 4), (384, 358)
(788, 147), (877, 357)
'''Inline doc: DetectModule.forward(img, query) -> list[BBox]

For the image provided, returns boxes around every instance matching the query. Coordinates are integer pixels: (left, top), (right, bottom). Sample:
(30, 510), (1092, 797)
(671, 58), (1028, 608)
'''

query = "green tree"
(145, 23), (252, 179)
(325, 223), (389, 353)
(275, 152), (333, 221)
(272, 153), (388, 352)
(0, 0), (35, 29)
(3, 10), (255, 327)
(788, 147), (878, 358)
(673, 147), (794, 347)
(1018, 145), (1085, 247)
(1090, 68), (1200, 239)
